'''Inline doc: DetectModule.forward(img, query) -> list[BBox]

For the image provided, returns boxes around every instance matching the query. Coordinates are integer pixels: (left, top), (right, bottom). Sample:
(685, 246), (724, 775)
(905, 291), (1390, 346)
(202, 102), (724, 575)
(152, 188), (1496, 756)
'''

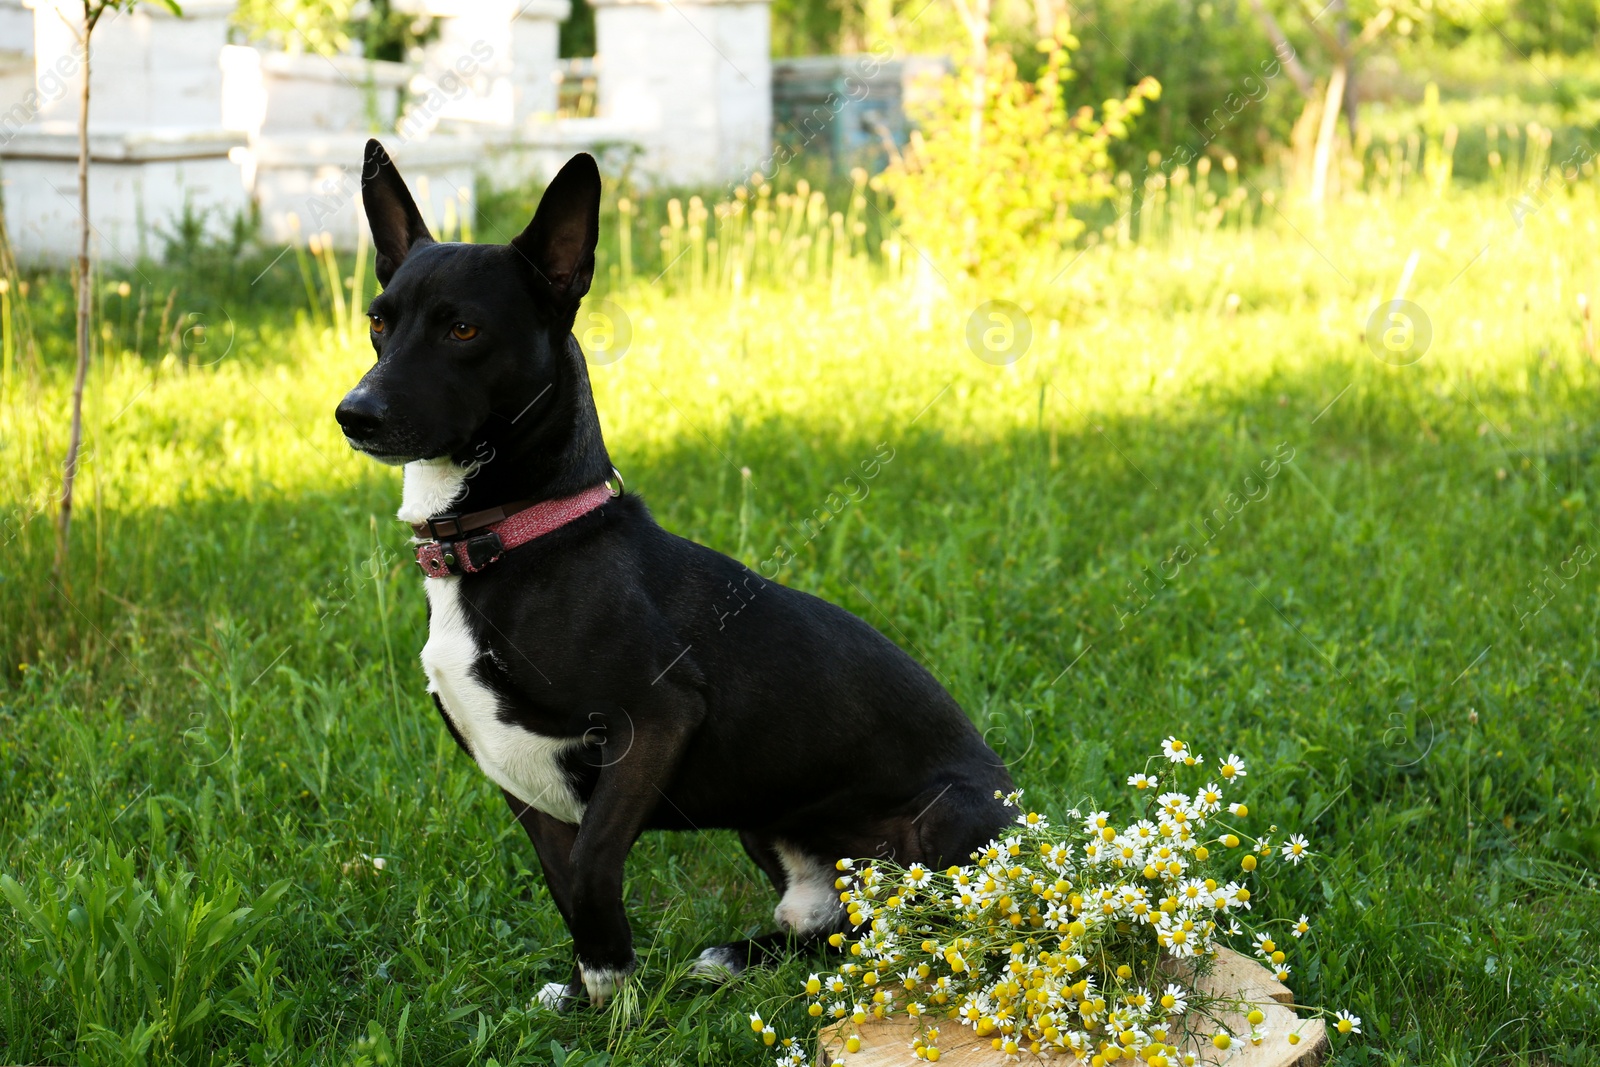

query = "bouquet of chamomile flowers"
(743, 739), (1362, 1065)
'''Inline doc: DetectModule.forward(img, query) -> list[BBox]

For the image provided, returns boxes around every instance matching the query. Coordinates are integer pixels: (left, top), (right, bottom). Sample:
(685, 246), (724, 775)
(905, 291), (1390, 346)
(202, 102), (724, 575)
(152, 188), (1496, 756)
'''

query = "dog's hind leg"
(691, 928), (810, 980)
(692, 834), (844, 981)
(738, 829), (789, 896)
(769, 839), (849, 936)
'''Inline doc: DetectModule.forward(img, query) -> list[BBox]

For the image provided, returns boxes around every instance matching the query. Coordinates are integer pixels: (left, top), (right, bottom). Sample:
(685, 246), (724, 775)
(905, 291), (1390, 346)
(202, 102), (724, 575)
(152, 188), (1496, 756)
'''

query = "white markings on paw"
(773, 841), (843, 935)
(691, 944), (746, 981)
(536, 981), (574, 1011)
(579, 962), (632, 1005)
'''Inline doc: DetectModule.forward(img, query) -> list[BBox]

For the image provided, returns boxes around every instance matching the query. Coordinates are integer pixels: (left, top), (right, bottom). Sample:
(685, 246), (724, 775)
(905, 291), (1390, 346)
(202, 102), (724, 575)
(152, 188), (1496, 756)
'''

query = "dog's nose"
(336, 390), (387, 442)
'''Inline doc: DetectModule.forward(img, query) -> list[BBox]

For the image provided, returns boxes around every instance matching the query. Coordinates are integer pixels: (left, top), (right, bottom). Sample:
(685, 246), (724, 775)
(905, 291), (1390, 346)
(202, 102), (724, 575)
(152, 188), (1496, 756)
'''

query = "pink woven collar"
(413, 482), (617, 578)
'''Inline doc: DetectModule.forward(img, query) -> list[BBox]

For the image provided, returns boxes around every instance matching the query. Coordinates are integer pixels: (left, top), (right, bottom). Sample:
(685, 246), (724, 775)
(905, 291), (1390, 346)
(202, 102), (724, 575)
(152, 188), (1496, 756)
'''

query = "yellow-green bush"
(876, 26), (1159, 279)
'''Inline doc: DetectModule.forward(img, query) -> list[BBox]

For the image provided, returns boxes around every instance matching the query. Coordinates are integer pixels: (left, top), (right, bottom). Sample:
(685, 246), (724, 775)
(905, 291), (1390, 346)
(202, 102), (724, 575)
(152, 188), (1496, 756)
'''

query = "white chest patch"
(399, 457), (469, 525)
(404, 459), (586, 826)
(421, 577), (588, 825)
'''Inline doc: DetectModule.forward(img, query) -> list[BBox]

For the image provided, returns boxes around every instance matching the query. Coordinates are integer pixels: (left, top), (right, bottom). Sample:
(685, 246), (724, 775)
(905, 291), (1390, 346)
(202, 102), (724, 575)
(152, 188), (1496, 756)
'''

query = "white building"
(0, 0), (775, 263)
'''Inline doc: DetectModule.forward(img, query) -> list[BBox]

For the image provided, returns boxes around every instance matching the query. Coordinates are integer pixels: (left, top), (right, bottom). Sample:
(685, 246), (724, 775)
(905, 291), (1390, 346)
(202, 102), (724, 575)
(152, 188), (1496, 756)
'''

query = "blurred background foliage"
(232, 0), (1600, 181)
(231, 0), (436, 62)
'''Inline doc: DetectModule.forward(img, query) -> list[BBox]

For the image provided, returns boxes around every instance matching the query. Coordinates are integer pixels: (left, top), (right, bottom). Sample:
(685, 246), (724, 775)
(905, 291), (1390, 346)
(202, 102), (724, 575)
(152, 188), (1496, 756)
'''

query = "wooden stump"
(818, 948), (1328, 1067)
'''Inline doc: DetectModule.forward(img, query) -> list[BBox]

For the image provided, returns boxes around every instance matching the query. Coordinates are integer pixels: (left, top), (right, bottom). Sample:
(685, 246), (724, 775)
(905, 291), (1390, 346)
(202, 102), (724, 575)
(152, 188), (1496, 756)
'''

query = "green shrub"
(232, 0), (432, 62)
(987, 0), (1297, 170)
(875, 27), (1158, 277)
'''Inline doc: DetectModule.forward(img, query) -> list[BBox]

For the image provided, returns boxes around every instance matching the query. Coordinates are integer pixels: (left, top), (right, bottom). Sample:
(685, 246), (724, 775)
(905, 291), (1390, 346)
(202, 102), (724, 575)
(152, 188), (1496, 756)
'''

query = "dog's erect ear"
(362, 139), (435, 287)
(511, 153), (601, 304)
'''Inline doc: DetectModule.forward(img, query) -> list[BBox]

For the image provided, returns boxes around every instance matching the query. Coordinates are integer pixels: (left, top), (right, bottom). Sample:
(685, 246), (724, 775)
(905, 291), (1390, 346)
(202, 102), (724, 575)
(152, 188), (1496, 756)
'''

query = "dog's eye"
(368, 315), (385, 334)
(451, 323), (480, 341)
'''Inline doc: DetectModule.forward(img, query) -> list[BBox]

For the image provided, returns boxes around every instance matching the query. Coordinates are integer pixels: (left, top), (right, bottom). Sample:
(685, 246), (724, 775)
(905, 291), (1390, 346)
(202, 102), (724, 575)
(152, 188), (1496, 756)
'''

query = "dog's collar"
(411, 470), (622, 578)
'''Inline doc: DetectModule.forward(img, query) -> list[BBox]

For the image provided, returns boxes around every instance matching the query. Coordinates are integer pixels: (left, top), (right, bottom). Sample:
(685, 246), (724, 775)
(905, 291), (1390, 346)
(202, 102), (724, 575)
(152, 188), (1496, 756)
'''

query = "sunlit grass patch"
(1, 175), (1599, 1063)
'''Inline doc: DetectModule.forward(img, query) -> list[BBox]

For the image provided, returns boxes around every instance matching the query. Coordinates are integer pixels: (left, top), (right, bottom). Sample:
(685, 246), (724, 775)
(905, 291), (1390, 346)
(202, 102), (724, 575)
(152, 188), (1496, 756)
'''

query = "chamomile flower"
(1334, 1010), (1362, 1035)
(744, 738), (1328, 1067)
(1281, 834), (1310, 864)
(1155, 914), (1199, 957)
(1218, 754), (1247, 780)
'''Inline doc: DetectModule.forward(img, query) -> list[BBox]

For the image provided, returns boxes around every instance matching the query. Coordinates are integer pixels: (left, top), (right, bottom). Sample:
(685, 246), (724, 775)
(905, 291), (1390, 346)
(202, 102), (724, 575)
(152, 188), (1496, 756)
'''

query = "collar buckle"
(424, 513), (459, 542)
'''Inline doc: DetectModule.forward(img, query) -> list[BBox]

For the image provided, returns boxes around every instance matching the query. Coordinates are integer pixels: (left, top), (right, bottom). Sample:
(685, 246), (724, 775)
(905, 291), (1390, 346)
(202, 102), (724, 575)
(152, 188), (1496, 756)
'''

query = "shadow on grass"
(4, 357), (1600, 1062)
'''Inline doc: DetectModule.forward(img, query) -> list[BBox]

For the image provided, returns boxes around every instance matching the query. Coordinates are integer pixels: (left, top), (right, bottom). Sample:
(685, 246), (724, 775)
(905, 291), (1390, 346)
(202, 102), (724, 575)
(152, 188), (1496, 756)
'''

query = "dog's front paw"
(535, 980), (581, 1012)
(578, 958), (636, 1007)
(690, 944), (747, 982)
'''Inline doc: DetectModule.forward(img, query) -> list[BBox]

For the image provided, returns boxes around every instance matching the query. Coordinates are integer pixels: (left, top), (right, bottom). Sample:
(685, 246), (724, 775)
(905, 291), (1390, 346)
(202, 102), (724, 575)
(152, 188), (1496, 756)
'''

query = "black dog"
(335, 140), (1013, 1009)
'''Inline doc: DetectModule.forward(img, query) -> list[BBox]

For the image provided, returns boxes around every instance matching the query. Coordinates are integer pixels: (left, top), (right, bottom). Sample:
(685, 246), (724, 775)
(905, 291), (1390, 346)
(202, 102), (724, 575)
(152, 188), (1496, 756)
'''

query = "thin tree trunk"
(1031, 0), (1059, 40)
(947, 0), (990, 151)
(947, 0), (989, 271)
(1334, 0), (1358, 141)
(966, 0), (989, 153)
(1308, 61), (1346, 206)
(1245, 0), (1314, 97)
(1343, 59), (1359, 140)
(58, 1), (93, 576)
(1289, 92), (1322, 190)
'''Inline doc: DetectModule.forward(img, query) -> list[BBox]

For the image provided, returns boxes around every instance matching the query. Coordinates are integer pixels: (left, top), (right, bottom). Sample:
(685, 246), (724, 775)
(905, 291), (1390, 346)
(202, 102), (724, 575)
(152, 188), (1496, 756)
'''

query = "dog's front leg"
(504, 791), (587, 1010)
(567, 685), (704, 1006)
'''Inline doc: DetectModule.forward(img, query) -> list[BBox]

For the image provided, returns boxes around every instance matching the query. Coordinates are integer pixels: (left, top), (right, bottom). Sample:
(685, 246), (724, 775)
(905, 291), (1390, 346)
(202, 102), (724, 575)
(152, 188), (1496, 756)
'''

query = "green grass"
(4, 163), (1600, 1066)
